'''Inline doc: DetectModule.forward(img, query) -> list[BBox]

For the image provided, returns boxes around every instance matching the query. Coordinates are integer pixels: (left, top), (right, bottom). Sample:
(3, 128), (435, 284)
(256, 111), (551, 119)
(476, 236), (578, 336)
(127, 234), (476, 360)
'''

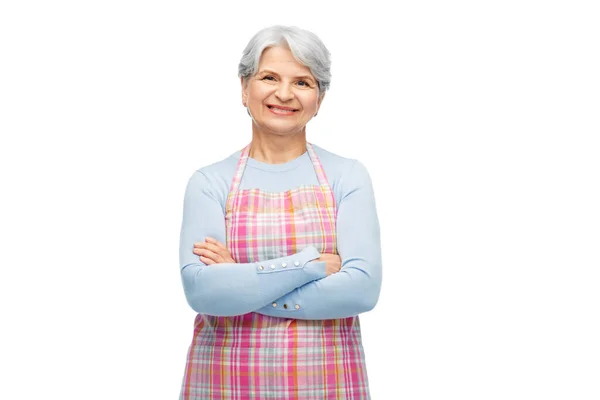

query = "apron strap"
(306, 142), (330, 187)
(228, 141), (329, 193)
(228, 143), (251, 194)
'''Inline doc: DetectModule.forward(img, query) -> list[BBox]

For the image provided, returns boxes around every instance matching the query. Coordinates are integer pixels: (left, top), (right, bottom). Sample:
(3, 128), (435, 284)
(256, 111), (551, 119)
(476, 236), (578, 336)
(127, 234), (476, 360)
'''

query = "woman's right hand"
(317, 253), (342, 276)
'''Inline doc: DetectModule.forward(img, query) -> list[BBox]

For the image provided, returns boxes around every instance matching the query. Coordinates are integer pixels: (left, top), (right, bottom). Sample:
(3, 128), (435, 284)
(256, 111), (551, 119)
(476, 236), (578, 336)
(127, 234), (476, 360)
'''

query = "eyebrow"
(257, 69), (315, 81)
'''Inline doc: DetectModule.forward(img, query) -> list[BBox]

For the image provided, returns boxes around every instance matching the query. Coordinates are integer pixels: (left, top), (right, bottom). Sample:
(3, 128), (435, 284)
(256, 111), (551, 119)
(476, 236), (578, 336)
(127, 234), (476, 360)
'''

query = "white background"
(1, 1), (599, 399)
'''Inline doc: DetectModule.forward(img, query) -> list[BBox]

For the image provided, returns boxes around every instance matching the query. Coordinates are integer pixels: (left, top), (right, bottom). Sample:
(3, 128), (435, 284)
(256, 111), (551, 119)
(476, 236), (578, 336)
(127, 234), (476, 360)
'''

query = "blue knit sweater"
(179, 143), (382, 320)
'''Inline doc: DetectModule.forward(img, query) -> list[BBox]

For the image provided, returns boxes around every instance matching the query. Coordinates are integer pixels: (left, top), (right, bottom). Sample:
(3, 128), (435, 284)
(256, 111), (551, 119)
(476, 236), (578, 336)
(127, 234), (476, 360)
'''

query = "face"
(241, 46), (324, 136)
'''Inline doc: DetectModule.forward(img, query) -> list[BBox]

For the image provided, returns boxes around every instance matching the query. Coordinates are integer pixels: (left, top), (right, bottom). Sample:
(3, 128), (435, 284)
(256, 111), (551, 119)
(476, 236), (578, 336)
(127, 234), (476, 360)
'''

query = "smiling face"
(241, 45), (324, 137)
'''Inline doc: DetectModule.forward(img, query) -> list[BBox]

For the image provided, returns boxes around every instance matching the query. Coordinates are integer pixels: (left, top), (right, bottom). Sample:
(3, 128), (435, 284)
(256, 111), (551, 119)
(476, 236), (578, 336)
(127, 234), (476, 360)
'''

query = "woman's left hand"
(193, 237), (236, 265)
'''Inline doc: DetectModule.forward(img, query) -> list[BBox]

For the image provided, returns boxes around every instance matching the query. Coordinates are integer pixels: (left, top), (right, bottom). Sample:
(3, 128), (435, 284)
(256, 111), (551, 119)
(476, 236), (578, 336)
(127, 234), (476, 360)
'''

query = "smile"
(267, 105), (298, 115)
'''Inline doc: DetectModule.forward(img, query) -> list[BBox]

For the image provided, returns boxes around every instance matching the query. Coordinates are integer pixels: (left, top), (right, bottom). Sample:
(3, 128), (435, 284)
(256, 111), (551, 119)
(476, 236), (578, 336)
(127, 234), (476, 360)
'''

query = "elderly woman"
(178, 25), (382, 399)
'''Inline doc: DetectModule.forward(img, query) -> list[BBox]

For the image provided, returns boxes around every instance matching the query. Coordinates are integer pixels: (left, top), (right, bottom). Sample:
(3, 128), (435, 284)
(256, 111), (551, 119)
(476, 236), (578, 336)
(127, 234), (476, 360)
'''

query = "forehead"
(258, 46), (314, 77)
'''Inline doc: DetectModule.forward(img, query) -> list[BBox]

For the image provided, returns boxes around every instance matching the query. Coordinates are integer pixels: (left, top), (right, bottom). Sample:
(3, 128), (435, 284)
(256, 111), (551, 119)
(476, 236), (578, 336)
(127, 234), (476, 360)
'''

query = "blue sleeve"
(254, 160), (382, 320)
(179, 170), (328, 317)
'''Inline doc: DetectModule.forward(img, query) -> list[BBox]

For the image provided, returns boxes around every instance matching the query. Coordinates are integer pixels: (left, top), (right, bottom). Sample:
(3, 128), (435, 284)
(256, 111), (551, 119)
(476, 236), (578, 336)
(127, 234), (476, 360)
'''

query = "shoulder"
(311, 143), (373, 201)
(184, 149), (240, 208)
(197, 150), (239, 186)
(310, 143), (355, 186)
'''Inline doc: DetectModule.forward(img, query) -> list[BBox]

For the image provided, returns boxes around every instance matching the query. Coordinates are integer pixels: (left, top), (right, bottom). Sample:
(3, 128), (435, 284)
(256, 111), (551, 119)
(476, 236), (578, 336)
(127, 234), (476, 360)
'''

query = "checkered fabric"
(179, 142), (370, 399)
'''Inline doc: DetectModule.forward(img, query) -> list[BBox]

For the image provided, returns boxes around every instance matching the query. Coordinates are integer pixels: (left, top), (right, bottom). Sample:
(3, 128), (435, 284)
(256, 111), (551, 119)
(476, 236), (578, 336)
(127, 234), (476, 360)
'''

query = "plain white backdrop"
(1, 1), (599, 399)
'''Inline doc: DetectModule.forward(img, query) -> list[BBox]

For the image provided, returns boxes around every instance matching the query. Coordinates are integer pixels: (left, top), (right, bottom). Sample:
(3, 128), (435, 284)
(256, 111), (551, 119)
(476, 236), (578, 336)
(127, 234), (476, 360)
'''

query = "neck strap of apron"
(228, 142), (329, 193)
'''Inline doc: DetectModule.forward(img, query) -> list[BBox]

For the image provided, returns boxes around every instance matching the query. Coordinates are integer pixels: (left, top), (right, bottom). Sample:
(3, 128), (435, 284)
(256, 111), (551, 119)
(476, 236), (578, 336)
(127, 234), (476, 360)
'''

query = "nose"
(275, 82), (294, 102)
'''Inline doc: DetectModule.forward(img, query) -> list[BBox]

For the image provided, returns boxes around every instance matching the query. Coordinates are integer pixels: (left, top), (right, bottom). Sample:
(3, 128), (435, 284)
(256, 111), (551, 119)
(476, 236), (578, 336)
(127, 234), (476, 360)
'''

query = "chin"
(261, 121), (304, 135)
(269, 128), (301, 136)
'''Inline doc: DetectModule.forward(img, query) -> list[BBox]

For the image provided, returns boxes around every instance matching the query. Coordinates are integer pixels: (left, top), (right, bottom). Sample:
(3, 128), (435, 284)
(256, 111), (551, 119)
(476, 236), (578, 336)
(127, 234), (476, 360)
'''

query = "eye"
(297, 80), (309, 87)
(262, 75), (276, 81)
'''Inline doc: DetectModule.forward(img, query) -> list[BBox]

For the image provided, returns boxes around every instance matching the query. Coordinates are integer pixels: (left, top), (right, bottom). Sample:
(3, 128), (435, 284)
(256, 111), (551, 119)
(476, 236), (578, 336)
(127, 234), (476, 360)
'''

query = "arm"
(179, 170), (327, 317)
(254, 160), (382, 320)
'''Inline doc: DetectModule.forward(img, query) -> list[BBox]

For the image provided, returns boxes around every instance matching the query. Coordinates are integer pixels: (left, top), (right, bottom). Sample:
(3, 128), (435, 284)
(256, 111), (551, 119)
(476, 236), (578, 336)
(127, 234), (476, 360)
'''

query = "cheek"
(299, 96), (319, 112)
(248, 83), (271, 101)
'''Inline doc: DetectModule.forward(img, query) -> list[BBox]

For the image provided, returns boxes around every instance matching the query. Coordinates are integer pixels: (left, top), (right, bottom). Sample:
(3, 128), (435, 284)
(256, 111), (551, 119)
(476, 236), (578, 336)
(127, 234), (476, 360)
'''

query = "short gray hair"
(238, 25), (332, 95)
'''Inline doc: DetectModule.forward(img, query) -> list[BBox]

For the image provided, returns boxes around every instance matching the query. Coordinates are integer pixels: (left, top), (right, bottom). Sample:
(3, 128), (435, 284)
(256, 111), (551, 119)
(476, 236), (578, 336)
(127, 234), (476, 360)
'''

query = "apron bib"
(180, 142), (370, 399)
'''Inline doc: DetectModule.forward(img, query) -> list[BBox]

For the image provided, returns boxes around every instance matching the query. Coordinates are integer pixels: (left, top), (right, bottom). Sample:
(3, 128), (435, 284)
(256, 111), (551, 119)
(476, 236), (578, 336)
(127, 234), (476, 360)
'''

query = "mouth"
(267, 105), (298, 112)
(267, 105), (299, 116)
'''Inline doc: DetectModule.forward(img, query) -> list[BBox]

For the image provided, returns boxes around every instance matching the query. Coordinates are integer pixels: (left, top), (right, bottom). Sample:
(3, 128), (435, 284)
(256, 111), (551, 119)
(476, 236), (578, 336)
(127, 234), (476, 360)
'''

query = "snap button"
(270, 264), (276, 269)
(258, 265), (264, 270)
(294, 261), (300, 267)
(281, 263), (287, 268)
(295, 304), (300, 310)
(272, 302), (277, 308)
(283, 304), (288, 309)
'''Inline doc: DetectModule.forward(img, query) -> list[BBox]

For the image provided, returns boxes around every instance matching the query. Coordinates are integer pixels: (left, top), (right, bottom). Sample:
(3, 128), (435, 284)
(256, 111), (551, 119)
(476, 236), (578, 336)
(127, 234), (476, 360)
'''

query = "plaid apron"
(180, 142), (370, 399)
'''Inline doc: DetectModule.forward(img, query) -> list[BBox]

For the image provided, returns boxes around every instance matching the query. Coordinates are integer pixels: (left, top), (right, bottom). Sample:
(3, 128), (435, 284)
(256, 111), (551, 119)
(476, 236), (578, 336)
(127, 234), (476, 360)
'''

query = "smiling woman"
(177, 25), (381, 399)
(242, 45), (324, 137)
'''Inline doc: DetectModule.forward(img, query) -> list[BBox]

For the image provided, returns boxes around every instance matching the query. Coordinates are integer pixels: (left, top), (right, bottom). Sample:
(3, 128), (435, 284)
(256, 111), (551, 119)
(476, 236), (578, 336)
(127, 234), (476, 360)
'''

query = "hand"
(318, 253), (342, 276)
(193, 237), (236, 265)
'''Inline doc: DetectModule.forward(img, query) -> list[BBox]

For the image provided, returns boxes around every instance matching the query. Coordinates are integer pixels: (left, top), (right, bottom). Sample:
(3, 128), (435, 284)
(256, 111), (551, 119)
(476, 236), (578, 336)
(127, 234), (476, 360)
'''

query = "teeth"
(270, 106), (295, 112)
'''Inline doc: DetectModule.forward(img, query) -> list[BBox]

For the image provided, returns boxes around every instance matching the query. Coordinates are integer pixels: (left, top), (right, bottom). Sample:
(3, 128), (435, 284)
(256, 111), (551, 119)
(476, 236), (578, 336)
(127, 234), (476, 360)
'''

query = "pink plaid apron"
(180, 142), (370, 399)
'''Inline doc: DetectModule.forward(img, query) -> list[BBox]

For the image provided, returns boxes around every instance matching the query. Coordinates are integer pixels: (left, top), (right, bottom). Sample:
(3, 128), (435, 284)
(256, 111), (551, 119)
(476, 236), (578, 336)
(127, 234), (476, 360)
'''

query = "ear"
(316, 92), (325, 114)
(241, 77), (248, 107)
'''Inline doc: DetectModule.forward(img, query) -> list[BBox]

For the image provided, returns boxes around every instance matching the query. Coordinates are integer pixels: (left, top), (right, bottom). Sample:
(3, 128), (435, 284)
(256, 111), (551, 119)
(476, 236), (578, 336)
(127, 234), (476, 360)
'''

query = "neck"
(248, 130), (307, 164)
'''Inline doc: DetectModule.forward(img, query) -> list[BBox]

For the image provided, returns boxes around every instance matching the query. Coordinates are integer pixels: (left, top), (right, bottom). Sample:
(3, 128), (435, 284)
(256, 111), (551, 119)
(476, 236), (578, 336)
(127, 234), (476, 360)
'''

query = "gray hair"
(238, 25), (332, 95)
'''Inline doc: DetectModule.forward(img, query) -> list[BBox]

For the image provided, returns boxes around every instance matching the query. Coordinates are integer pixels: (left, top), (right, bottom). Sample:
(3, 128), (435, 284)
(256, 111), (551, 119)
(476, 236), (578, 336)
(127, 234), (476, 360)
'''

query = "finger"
(193, 247), (210, 256)
(195, 240), (224, 249)
(200, 256), (216, 265)
(201, 243), (233, 262)
(205, 237), (227, 249)
(194, 242), (221, 253)
(194, 248), (222, 262)
(200, 242), (223, 254)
